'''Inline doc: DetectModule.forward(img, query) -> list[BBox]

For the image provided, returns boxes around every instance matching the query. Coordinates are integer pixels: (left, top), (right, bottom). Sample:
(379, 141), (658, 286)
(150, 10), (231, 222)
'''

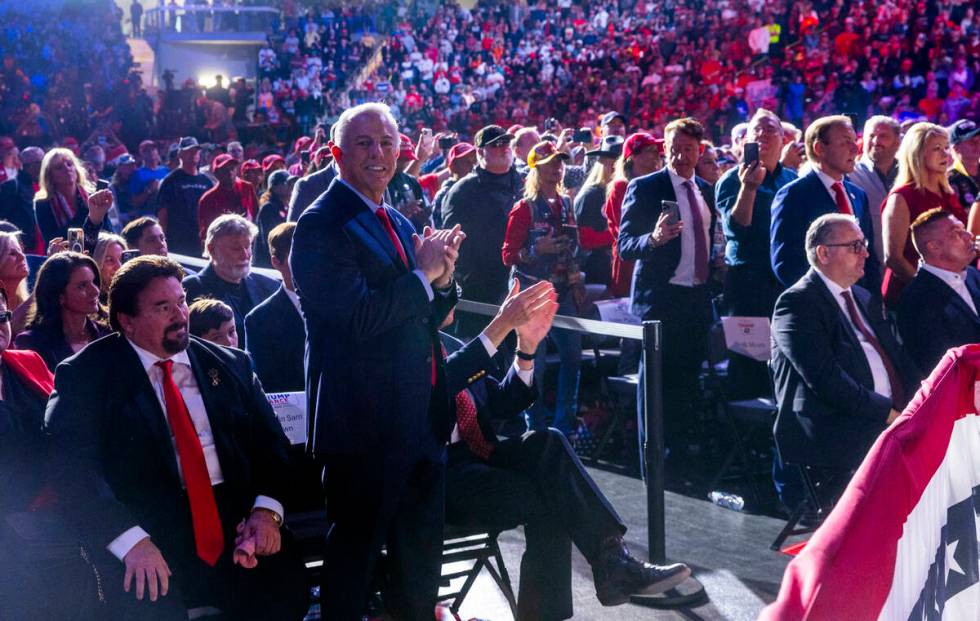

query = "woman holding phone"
(32, 148), (115, 249)
(502, 141), (584, 436)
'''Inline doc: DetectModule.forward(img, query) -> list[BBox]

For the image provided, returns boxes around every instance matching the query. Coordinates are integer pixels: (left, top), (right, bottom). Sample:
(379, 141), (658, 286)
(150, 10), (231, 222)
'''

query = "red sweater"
(197, 179), (258, 240)
(603, 179), (635, 298)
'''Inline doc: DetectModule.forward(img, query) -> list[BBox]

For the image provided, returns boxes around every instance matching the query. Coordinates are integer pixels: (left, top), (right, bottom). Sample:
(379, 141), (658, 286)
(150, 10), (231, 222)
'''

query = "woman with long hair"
(0, 231), (31, 335)
(501, 141), (582, 435)
(33, 148), (114, 247)
(574, 136), (623, 286)
(14, 252), (110, 371)
(603, 133), (663, 298)
(881, 122), (967, 305)
(91, 232), (127, 304)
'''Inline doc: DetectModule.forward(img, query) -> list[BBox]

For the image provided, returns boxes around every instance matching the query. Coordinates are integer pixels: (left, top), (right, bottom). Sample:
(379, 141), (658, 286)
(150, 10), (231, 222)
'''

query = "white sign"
(595, 297), (641, 325)
(267, 392), (307, 445)
(721, 316), (772, 362)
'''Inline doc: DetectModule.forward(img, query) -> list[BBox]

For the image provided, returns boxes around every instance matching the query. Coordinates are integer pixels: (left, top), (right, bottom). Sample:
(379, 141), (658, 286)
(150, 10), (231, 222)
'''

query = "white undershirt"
(920, 262), (978, 315)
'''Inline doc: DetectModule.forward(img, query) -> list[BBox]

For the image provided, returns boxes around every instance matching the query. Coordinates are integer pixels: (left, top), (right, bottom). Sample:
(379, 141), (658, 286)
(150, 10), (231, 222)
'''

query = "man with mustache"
(45, 255), (309, 620)
(182, 214), (278, 341)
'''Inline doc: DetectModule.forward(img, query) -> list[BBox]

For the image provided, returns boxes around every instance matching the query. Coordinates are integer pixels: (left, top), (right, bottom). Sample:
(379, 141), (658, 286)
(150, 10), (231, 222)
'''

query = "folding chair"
(438, 526), (518, 619)
(769, 464), (837, 550)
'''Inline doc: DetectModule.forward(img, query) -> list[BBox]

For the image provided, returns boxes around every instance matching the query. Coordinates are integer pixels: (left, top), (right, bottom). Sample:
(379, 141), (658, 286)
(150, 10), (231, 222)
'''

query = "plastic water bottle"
(708, 490), (745, 512)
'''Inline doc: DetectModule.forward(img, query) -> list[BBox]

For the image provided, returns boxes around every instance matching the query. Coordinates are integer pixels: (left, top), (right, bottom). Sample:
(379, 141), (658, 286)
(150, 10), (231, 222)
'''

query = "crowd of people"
(0, 1), (979, 621)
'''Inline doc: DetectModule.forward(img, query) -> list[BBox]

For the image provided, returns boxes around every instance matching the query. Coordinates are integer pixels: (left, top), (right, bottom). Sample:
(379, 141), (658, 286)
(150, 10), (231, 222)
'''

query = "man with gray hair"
(182, 213), (278, 338)
(771, 213), (916, 491)
(848, 115), (901, 262)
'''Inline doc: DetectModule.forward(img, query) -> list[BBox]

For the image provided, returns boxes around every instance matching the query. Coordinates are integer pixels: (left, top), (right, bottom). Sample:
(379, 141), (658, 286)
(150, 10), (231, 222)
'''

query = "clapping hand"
(482, 280), (558, 348)
(413, 224), (466, 287)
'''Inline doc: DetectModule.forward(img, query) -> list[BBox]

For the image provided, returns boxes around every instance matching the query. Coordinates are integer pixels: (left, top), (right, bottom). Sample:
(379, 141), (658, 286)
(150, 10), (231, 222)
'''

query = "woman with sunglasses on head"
(14, 252), (110, 371)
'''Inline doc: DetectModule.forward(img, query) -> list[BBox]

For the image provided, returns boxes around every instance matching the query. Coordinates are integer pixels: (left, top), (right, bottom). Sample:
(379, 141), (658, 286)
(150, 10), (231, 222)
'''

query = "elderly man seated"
(897, 208), (980, 375)
(183, 214), (278, 339)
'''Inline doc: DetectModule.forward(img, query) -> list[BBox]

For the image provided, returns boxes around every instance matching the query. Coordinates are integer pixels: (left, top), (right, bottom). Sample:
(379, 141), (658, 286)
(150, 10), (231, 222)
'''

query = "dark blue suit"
(770, 170), (880, 292)
(771, 271), (917, 470)
(290, 178), (468, 620)
(896, 266), (980, 376)
(244, 285), (305, 393)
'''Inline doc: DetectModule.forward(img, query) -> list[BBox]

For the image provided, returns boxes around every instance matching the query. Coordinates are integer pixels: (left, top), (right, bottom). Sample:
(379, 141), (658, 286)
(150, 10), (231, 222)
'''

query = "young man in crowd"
(157, 137), (213, 257)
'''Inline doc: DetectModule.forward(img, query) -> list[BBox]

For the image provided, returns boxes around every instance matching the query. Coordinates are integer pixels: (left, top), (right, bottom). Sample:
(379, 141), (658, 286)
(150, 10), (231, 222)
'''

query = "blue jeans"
(528, 296), (581, 434)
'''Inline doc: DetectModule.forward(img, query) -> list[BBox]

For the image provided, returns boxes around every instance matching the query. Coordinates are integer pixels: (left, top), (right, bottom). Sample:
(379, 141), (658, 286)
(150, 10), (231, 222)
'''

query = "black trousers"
(320, 454), (446, 621)
(445, 429), (626, 621)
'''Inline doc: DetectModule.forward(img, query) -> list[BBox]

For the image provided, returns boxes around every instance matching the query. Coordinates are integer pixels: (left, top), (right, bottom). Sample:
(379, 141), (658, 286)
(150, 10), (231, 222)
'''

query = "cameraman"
(501, 141), (584, 437)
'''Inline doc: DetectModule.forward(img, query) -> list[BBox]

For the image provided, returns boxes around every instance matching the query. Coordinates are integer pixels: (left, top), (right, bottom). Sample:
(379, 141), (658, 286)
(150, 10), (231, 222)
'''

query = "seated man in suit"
(772, 214), (917, 490)
(897, 208), (980, 374)
(770, 115), (880, 293)
(183, 214), (278, 340)
(244, 222), (304, 393)
(45, 256), (308, 620)
(441, 308), (689, 621)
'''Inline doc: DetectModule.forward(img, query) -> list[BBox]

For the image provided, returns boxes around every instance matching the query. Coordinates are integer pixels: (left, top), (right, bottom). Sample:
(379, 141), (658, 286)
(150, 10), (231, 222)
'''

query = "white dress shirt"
(337, 177), (435, 301)
(107, 339), (284, 561)
(920, 262), (978, 315)
(666, 168), (712, 287)
(284, 286), (302, 315)
(814, 167), (853, 213)
(449, 335), (534, 445)
(814, 270), (892, 399)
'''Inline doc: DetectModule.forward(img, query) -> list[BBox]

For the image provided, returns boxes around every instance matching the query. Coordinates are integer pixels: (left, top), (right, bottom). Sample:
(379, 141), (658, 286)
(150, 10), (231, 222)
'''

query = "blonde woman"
(501, 140), (581, 436)
(574, 135), (624, 285)
(33, 147), (114, 249)
(881, 122), (967, 305)
(91, 232), (127, 304)
(0, 231), (32, 335)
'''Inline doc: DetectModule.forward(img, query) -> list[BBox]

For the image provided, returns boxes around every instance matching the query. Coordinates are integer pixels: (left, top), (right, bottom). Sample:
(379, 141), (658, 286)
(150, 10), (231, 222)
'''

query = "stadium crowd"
(0, 1), (979, 621)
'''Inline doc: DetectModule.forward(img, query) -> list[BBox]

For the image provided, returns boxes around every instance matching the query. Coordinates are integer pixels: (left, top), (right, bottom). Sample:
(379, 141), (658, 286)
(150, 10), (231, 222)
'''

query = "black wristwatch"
(516, 349), (536, 361)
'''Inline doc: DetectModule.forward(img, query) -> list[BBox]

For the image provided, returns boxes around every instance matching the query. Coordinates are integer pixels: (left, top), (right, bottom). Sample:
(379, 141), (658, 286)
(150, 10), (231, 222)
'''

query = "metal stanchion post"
(632, 320), (707, 608)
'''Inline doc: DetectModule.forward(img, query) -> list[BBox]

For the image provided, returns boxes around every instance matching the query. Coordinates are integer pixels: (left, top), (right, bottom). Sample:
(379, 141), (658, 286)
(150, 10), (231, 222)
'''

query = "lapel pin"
(208, 369), (220, 387)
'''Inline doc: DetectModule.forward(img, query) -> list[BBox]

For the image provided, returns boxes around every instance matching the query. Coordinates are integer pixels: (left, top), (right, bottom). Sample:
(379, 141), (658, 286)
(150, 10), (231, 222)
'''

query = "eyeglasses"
(0, 311), (11, 324)
(822, 239), (868, 254)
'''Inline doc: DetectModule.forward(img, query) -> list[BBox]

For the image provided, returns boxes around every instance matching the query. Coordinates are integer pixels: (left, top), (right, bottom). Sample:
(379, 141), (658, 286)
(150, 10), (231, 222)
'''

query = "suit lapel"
(807, 271), (864, 353)
(926, 269), (980, 325)
(185, 342), (239, 476)
(803, 171), (837, 214)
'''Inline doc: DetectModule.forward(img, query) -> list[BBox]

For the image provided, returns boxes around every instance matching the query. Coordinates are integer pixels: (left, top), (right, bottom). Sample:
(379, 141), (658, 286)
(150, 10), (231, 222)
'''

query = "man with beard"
(45, 255), (309, 620)
(182, 214), (278, 340)
(848, 116), (901, 262)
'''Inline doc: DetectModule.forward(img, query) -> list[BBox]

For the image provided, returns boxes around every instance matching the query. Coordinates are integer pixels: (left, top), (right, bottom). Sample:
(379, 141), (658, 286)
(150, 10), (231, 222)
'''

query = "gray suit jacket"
(287, 163), (337, 222)
(847, 157), (890, 263)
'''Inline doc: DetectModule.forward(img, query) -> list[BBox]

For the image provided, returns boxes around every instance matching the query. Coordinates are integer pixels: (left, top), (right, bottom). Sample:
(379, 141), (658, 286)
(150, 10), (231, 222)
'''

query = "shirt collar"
(920, 261), (968, 287)
(338, 177), (386, 214)
(667, 167), (695, 187)
(813, 166), (844, 192)
(284, 287), (301, 313)
(127, 337), (192, 374)
(813, 268), (850, 300)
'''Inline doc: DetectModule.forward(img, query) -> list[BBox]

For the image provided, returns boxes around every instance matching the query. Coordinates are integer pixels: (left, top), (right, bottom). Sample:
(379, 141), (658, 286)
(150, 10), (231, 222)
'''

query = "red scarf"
(2, 349), (55, 398)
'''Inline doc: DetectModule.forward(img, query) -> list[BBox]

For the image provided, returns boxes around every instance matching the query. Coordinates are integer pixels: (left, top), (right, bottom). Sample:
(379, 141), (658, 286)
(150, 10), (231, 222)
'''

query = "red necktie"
(840, 291), (905, 407)
(831, 182), (852, 215)
(155, 360), (224, 566)
(375, 207), (409, 268)
(454, 388), (495, 460)
(683, 180), (710, 283)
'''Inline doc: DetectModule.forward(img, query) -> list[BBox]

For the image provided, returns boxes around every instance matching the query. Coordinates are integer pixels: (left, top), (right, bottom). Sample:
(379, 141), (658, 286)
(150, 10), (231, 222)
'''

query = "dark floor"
(448, 465), (795, 620)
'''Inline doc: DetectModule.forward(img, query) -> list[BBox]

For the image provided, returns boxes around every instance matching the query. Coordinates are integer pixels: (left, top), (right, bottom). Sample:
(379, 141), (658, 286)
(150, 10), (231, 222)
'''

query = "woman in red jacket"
(603, 133), (663, 298)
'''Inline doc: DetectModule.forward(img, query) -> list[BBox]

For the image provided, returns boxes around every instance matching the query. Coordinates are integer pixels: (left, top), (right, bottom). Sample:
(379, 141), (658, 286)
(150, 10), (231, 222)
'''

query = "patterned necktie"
(683, 180), (710, 283)
(375, 207), (409, 268)
(840, 291), (905, 407)
(455, 388), (494, 460)
(831, 182), (852, 215)
(155, 360), (224, 566)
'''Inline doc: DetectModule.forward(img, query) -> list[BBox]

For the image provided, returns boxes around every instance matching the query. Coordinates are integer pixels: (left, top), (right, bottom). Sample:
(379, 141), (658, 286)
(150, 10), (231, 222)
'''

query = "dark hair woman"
(14, 252), (111, 371)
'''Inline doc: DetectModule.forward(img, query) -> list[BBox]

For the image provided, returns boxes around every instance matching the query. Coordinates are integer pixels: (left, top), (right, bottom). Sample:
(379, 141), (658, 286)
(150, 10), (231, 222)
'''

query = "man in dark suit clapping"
(897, 208), (980, 375)
(290, 102), (469, 621)
(772, 214), (917, 481)
(45, 256), (308, 620)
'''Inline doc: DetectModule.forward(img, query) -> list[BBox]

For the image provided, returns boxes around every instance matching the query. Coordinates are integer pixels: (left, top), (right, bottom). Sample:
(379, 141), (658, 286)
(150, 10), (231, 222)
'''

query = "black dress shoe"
(592, 539), (692, 606)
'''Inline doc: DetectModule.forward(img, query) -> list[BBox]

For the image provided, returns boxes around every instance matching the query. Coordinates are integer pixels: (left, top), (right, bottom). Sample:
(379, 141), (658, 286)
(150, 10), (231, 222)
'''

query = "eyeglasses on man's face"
(822, 238), (868, 254)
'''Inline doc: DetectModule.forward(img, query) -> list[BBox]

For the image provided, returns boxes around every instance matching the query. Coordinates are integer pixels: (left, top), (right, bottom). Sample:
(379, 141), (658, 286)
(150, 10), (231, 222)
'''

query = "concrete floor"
(446, 466), (795, 621)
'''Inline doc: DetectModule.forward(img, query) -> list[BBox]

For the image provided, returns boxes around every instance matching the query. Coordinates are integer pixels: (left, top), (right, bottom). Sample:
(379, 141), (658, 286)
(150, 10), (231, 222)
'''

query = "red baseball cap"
(399, 133), (417, 161)
(262, 154), (285, 172)
(447, 142), (476, 166)
(293, 136), (313, 154)
(623, 133), (661, 161)
(241, 159), (261, 173)
(211, 153), (237, 171)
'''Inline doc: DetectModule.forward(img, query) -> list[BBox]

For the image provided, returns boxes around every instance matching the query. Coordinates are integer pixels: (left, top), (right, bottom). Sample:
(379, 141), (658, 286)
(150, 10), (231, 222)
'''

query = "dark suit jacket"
(0, 171), (40, 249)
(896, 266), (980, 375)
(44, 334), (293, 552)
(770, 170), (880, 291)
(617, 168), (717, 319)
(771, 270), (918, 469)
(286, 164), (336, 223)
(244, 285), (305, 394)
(183, 263), (279, 341)
(290, 178), (459, 463)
